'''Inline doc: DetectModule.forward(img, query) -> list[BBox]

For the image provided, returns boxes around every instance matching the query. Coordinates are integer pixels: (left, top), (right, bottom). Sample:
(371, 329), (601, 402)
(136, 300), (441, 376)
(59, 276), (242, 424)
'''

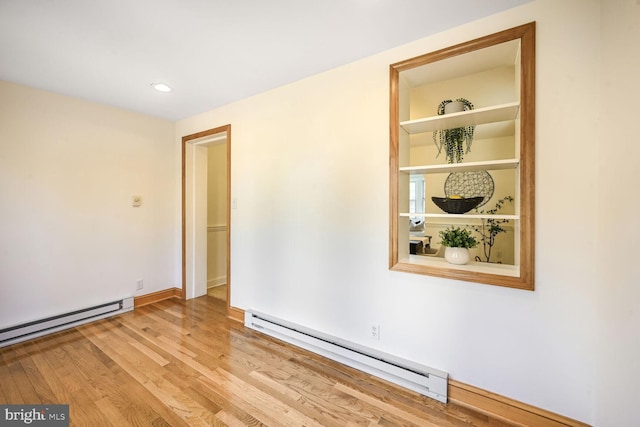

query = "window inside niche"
(409, 175), (425, 216)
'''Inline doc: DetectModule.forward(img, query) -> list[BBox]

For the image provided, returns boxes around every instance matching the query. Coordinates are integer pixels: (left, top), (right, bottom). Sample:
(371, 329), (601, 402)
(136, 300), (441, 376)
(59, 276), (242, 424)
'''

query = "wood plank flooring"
(0, 296), (513, 426)
(207, 284), (227, 301)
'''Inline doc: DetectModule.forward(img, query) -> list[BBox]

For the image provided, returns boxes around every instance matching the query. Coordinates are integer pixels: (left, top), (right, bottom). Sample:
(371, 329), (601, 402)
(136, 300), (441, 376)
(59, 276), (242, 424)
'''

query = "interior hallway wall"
(206, 143), (227, 288)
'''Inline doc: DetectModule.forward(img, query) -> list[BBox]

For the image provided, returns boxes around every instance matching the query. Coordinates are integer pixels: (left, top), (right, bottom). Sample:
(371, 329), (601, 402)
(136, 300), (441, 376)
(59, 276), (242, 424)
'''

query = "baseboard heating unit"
(0, 297), (134, 348)
(244, 310), (448, 403)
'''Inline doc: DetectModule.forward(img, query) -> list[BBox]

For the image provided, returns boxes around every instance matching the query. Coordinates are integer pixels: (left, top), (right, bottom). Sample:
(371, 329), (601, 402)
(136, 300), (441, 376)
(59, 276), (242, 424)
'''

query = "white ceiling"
(0, 0), (530, 121)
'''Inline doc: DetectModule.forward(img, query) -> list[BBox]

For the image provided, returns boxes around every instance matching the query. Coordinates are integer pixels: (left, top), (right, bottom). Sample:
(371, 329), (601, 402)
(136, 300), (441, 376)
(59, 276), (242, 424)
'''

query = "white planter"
(444, 101), (465, 114)
(444, 247), (470, 265)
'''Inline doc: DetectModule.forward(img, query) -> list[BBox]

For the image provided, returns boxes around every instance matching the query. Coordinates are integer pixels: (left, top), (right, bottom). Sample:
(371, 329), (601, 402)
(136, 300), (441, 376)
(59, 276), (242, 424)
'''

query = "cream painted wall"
(174, 1), (619, 423)
(0, 81), (176, 327)
(206, 143), (227, 286)
(596, 1), (640, 426)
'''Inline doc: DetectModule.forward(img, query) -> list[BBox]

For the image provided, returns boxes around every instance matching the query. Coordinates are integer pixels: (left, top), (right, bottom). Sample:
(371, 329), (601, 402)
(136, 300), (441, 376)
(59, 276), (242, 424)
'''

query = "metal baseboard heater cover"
(0, 297), (134, 348)
(244, 310), (448, 403)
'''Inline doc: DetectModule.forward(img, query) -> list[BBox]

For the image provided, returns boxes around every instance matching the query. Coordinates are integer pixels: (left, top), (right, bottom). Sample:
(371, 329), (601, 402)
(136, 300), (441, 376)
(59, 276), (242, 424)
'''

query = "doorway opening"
(182, 125), (231, 313)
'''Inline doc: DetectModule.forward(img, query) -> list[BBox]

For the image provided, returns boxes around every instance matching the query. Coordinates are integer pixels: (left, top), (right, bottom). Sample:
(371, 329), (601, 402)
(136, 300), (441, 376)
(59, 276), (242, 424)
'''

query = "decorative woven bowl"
(431, 196), (484, 214)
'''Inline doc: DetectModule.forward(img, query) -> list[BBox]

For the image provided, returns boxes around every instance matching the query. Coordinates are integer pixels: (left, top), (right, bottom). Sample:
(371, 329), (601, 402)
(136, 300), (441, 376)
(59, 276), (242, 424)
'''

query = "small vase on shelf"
(439, 226), (477, 265)
(444, 247), (470, 265)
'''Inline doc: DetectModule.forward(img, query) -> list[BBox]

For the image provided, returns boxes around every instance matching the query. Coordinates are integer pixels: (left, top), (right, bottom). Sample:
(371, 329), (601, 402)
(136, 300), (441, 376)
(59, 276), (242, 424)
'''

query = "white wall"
(0, 81), (177, 327)
(174, 1), (620, 423)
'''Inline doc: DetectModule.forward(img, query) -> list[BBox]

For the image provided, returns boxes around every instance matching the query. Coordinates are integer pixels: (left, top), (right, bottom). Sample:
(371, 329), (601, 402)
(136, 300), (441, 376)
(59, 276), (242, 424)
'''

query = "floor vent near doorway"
(244, 310), (448, 403)
(0, 297), (134, 348)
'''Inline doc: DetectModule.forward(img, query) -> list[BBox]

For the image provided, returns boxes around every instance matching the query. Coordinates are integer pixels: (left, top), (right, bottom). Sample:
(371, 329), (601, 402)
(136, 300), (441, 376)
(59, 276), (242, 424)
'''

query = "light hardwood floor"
(207, 284), (227, 301)
(0, 296), (513, 426)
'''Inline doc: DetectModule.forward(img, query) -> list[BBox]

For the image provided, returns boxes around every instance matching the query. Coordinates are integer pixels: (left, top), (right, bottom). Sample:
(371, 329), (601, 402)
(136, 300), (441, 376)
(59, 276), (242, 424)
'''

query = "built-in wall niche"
(389, 23), (535, 290)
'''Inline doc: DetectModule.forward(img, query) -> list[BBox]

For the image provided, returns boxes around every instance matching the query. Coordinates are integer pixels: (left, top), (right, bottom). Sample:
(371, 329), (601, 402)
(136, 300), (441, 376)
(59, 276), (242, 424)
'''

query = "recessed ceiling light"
(151, 82), (172, 93)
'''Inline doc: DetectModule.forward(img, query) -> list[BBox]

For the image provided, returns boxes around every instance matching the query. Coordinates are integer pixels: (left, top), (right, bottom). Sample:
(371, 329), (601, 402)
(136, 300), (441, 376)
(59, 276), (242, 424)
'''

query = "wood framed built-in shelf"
(389, 22), (535, 290)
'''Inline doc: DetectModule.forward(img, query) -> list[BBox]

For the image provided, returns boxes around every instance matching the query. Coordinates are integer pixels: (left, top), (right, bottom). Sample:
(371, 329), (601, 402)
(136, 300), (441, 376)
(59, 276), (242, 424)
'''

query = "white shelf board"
(400, 213), (518, 220)
(400, 255), (520, 277)
(400, 158), (519, 175)
(400, 101), (520, 135)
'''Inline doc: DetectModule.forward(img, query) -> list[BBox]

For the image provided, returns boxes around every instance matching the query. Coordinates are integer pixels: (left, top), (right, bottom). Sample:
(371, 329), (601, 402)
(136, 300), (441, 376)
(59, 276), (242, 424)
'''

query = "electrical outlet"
(370, 324), (380, 340)
(136, 279), (143, 290)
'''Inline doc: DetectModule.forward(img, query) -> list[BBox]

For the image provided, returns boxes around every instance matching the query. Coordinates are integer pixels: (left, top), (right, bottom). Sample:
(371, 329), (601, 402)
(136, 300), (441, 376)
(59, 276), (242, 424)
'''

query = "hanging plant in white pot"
(433, 98), (475, 164)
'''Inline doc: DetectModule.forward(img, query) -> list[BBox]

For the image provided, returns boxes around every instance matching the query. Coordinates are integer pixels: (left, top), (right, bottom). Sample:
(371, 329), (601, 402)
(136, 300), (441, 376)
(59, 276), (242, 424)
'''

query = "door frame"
(182, 124), (232, 313)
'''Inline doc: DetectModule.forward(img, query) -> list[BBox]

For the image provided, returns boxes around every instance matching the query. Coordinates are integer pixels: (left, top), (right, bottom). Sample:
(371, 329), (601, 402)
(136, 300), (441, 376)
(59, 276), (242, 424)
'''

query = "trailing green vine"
(471, 196), (513, 262)
(433, 98), (475, 164)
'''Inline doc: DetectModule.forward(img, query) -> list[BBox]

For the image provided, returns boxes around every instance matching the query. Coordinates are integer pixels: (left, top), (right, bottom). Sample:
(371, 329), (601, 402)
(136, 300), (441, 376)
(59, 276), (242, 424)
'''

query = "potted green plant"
(439, 226), (478, 265)
(433, 98), (475, 164)
(472, 196), (513, 263)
